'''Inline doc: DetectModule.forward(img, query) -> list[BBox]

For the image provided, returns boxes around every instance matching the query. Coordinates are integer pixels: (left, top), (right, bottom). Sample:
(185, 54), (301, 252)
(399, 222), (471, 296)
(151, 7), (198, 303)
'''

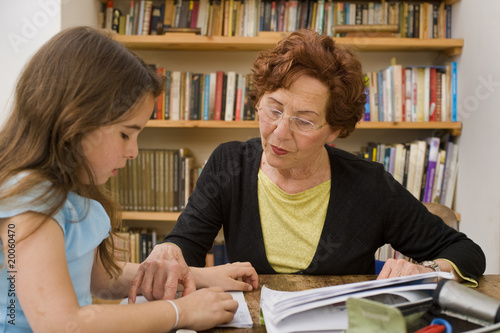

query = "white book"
(288, 0), (298, 32)
(439, 142), (454, 205)
(197, 0), (210, 35)
(423, 67), (430, 122)
(392, 64), (403, 122)
(444, 144), (459, 207)
(405, 142), (418, 195)
(431, 150), (446, 203)
(392, 143), (405, 184)
(170, 71), (181, 120)
(382, 67), (393, 121)
(184, 72), (191, 120)
(413, 140), (428, 200)
(224, 71), (236, 121)
(245, 0), (257, 37)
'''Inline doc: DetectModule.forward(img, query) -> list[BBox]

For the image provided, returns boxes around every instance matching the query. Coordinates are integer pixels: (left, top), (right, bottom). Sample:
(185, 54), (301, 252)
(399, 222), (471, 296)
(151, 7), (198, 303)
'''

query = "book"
(439, 141), (455, 206)
(141, 1), (153, 35)
(261, 272), (454, 333)
(150, 4), (165, 34)
(163, 0), (175, 27)
(392, 64), (403, 122)
(413, 140), (427, 200)
(224, 71), (236, 121)
(203, 73), (211, 120)
(170, 70), (181, 120)
(450, 61), (457, 121)
(443, 143), (459, 207)
(422, 136), (440, 203)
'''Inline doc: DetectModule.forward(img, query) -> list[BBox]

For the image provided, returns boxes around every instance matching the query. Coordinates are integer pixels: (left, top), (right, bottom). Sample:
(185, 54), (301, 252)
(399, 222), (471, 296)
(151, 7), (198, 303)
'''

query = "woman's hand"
(377, 258), (431, 279)
(376, 258), (460, 280)
(191, 262), (259, 291)
(128, 243), (196, 302)
(173, 287), (238, 331)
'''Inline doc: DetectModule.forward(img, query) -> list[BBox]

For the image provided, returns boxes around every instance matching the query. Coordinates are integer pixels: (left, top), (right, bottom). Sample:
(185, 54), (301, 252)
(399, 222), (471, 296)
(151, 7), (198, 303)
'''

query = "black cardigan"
(164, 138), (485, 279)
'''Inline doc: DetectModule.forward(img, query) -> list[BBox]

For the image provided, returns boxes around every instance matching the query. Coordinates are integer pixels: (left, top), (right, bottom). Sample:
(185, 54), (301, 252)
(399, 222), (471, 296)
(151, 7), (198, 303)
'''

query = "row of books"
(113, 228), (230, 266)
(152, 69), (256, 121)
(101, 0), (452, 38)
(395, 2), (451, 39)
(113, 228), (159, 263)
(358, 134), (459, 207)
(113, 228), (229, 266)
(108, 148), (200, 212)
(364, 61), (457, 123)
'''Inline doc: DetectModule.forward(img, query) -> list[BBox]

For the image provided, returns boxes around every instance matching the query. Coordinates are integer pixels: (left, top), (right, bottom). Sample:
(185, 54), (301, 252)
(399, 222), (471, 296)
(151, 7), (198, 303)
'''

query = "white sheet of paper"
(120, 291), (253, 328)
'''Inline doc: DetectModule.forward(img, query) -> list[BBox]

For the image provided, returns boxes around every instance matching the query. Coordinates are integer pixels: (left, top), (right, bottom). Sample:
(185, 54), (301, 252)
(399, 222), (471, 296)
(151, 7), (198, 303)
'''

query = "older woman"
(130, 29), (485, 301)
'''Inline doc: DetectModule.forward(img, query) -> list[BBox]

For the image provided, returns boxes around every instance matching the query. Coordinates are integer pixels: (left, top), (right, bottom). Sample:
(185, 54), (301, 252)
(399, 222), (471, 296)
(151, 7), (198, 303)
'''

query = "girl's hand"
(191, 262), (259, 291)
(173, 287), (238, 331)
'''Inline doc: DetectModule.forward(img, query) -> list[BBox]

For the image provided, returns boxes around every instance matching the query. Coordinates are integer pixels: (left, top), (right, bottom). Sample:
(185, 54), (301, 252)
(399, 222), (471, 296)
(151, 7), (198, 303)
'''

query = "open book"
(260, 271), (454, 333)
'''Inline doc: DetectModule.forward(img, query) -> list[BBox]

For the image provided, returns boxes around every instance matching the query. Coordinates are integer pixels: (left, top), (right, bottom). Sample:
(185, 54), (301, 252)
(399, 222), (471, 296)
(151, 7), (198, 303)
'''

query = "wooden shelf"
(146, 120), (462, 135)
(146, 119), (259, 128)
(357, 121), (462, 136)
(122, 211), (181, 222)
(113, 34), (463, 56)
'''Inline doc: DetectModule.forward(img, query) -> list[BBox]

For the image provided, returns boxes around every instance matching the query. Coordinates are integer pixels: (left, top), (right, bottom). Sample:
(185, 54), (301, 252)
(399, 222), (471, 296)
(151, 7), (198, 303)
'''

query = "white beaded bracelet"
(166, 300), (179, 329)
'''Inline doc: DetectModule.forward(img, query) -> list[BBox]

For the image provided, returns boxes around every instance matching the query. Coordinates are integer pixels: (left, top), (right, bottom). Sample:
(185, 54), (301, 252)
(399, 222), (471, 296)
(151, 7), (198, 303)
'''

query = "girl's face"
(81, 94), (155, 185)
(258, 76), (340, 171)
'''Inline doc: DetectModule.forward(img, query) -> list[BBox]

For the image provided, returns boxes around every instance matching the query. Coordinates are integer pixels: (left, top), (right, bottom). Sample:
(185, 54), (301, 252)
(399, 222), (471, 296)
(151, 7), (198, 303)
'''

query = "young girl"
(0, 26), (258, 332)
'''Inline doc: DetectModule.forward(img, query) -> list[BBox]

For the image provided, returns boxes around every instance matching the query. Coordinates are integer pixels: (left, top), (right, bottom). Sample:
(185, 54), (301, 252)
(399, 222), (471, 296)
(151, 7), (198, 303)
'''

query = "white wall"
(453, 0), (500, 274)
(0, 0), (61, 127)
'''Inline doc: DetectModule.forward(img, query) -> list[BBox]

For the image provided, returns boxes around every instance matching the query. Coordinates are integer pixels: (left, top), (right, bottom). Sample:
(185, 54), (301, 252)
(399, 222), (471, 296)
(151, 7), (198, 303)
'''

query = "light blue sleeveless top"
(0, 174), (110, 332)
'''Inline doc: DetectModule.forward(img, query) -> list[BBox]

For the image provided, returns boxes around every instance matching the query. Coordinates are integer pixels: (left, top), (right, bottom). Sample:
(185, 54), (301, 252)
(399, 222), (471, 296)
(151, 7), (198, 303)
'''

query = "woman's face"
(258, 76), (340, 171)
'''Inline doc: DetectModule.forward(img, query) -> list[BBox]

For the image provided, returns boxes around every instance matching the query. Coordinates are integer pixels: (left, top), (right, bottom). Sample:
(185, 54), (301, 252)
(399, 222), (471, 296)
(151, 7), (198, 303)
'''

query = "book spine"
(203, 74), (211, 120)
(451, 61), (457, 122)
(164, 70), (171, 120)
(170, 71), (181, 120)
(423, 137), (440, 203)
(213, 71), (224, 120)
(224, 71), (236, 121)
(429, 67), (437, 121)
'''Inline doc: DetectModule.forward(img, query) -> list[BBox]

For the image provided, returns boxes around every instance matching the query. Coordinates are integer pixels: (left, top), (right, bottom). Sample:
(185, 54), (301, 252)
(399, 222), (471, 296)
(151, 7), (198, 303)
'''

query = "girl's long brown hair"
(0, 26), (164, 278)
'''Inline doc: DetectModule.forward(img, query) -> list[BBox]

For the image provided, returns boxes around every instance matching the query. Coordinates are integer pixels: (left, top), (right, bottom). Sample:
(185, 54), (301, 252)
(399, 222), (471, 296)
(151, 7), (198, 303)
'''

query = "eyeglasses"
(256, 105), (326, 135)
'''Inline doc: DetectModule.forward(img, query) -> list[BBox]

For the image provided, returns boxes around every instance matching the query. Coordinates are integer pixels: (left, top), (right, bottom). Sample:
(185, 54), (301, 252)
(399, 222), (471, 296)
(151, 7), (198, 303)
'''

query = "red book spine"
(234, 85), (243, 121)
(429, 67), (437, 121)
(213, 71), (224, 120)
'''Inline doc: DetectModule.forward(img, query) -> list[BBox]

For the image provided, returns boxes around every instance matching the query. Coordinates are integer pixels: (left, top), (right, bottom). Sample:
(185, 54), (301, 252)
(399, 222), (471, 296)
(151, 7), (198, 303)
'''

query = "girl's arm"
(1, 212), (237, 333)
(91, 257), (140, 300)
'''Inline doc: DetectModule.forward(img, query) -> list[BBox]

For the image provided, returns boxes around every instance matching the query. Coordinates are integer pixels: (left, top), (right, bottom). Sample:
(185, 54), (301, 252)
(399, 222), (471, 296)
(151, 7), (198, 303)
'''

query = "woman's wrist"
(189, 266), (206, 289)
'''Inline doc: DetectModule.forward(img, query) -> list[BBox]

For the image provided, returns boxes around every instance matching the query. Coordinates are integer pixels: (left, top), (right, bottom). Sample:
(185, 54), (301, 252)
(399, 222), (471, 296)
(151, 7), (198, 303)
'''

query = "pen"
(413, 324), (446, 333)
(413, 318), (452, 333)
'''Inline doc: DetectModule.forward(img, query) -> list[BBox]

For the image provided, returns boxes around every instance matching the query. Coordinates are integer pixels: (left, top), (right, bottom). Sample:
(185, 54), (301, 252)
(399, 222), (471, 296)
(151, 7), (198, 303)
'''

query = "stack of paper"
(260, 271), (454, 333)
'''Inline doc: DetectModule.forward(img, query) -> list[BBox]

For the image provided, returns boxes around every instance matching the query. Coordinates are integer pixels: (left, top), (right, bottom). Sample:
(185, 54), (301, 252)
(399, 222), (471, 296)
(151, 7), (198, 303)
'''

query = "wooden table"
(204, 274), (500, 333)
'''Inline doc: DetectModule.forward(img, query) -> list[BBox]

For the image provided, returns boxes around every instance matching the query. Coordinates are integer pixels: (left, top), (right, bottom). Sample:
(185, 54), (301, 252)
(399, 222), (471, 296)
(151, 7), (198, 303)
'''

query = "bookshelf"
(99, 1), (464, 227)
(144, 119), (461, 134)
(112, 33), (464, 56)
